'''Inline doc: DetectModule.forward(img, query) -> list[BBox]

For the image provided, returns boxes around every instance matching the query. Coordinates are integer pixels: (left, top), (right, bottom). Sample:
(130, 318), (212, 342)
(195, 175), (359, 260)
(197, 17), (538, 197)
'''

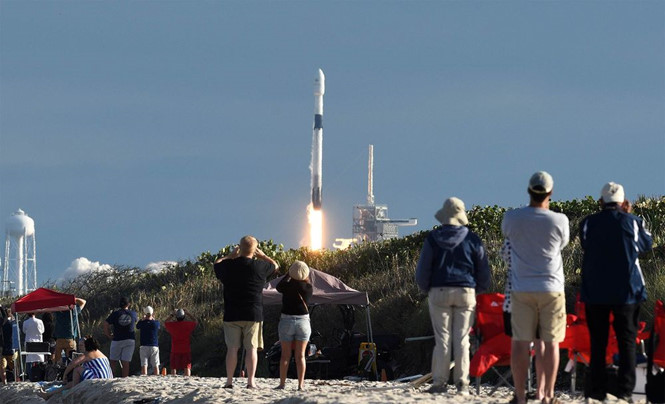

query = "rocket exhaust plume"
(309, 69), (325, 250)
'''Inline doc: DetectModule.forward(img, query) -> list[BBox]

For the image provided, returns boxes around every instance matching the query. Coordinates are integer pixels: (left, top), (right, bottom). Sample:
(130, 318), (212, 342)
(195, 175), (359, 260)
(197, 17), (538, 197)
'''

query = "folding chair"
(470, 293), (533, 395)
(645, 300), (664, 402)
(561, 295), (646, 394)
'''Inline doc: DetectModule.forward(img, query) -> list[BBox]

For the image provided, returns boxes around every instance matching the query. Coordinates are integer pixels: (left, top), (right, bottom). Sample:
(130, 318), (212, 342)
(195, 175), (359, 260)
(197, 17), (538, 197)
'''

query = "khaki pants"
(54, 338), (76, 363)
(428, 287), (476, 388)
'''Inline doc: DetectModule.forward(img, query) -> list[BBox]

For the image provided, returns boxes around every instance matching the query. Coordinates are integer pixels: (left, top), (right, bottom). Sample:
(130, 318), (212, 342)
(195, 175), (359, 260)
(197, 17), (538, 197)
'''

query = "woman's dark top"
(276, 276), (313, 316)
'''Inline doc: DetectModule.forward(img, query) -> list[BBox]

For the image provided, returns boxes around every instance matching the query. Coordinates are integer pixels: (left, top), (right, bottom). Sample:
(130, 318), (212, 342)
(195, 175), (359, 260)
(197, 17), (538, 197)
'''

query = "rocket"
(311, 68), (325, 210)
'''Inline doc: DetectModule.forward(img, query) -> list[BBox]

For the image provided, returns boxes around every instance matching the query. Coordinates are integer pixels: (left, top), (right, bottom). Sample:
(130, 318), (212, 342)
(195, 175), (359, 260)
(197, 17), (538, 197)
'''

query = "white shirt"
(22, 316), (45, 363)
(502, 206), (569, 292)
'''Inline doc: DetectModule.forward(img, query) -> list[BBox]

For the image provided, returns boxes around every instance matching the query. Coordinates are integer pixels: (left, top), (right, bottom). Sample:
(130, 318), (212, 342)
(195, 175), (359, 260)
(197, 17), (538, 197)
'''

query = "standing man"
(22, 312), (45, 380)
(214, 235), (279, 389)
(136, 306), (160, 376)
(1, 310), (17, 384)
(53, 297), (86, 364)
(502, 171), (569, 404)
(415, 197), (491, 395)
(580, 182), (653, 401)
(164, 309), (197, 376)
(104, 297), (138, 377)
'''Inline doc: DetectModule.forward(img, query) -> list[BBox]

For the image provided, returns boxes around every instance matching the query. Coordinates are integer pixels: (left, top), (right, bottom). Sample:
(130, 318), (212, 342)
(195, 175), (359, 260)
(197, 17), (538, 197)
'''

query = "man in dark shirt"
(214, 235), (279, 389)
(580, 182), (653, 401)
(104, 297), (138, 377)
(53, 297), (86, 363)
(136, 306), (160, 375)
(1, 310), (17, 385)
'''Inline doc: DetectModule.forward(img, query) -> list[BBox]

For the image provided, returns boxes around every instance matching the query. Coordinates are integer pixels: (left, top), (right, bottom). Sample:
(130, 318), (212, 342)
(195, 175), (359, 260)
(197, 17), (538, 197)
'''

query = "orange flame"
(308, 204), (323, 250)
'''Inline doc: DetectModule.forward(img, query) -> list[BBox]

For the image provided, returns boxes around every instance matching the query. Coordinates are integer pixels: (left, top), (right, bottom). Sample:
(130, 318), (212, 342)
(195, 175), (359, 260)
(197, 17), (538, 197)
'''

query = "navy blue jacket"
(415, 225), (491, 293)
(580, 206), (653, 305)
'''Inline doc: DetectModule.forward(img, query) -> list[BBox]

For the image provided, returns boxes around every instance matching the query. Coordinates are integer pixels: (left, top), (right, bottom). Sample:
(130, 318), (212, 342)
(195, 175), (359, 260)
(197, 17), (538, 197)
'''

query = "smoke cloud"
(61, 257), (112, 281)
(144, 261), (177, 273)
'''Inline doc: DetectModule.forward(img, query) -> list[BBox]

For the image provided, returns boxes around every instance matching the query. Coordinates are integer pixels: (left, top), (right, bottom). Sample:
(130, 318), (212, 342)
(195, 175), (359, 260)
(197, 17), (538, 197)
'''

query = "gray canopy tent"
(262, 268), (373, 342)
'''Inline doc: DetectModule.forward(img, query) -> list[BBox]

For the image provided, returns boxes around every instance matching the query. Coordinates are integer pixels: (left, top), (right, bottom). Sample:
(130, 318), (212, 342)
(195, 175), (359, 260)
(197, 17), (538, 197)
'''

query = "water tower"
(2, 209), (37, 297)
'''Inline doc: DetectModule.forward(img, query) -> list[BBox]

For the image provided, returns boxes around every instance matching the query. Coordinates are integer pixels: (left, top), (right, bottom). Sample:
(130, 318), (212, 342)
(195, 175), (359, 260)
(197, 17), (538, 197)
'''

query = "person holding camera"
(275, 261), (313, 391)
(214, 235), (279, 389)
(580, 182), (653, 401)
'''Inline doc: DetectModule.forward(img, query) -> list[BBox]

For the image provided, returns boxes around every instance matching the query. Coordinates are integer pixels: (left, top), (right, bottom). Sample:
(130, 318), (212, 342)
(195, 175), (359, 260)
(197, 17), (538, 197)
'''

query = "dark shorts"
(170, 352), (191, 370)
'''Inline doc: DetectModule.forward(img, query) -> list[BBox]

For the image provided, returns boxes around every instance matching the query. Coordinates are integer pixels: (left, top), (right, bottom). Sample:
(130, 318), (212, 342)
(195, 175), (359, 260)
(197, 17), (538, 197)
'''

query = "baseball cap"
(144, 306), (153, 315)
(601, 182), (625, 203)
(528, 171), (554, 194)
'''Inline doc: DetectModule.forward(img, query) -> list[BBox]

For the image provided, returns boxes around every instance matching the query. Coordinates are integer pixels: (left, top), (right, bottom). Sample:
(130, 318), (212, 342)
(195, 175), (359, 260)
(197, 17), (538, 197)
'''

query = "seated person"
(39, 336), (112, 399)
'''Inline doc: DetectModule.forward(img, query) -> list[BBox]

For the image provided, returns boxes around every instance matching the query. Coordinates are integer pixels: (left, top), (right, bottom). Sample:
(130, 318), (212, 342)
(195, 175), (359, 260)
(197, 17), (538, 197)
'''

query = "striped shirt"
(81, 357), (113, 380)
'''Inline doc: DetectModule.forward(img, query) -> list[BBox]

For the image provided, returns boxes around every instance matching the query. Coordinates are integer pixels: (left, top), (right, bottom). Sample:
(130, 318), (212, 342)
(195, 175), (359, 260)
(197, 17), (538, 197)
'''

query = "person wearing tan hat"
(275, 260), (313, 391)
(579, 182), (653, 401)
(415, 197), (491, 395)
(501, 171), (569, 404)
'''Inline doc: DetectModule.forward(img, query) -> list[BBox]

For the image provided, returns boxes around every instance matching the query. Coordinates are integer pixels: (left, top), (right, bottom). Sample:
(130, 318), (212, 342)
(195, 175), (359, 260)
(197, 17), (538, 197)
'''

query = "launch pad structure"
(351, 145), (417, 243)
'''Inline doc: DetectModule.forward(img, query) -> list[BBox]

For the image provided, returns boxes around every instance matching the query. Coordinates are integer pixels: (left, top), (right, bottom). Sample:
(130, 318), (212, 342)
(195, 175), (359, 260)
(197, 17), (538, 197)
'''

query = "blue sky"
(1, 1), (663, 284)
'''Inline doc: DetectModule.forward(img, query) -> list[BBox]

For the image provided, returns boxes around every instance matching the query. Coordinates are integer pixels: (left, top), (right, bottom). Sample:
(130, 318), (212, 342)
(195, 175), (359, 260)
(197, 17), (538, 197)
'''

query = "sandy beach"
(0, 375), (628, 404)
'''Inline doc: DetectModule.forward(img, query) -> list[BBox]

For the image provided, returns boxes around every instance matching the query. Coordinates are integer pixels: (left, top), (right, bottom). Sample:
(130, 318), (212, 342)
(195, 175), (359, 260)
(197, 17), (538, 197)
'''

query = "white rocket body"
(311, 69), (325, 210)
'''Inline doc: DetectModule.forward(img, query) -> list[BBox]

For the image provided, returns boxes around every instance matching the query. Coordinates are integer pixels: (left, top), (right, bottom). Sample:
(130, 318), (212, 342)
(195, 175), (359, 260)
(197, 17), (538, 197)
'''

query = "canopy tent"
(12, 287), (76, 314)
(263, 268), (373, 342)
(11, 288), (81, 381)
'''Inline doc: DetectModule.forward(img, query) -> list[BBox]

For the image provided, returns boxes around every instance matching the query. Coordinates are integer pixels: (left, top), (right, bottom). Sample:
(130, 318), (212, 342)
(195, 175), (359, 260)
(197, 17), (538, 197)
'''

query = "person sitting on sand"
(164, 308), (197, 376)
(38, 335), (113, 400)
(275, 261), (313, 391)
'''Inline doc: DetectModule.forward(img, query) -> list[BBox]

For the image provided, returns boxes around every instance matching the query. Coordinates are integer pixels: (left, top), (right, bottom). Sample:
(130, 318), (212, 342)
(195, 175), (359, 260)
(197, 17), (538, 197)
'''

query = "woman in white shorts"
(275, 261), (313, 391)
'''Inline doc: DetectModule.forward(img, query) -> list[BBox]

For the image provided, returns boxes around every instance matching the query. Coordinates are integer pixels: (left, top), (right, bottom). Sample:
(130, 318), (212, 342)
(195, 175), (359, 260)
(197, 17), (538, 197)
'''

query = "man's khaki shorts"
(511, 291), (566, 342)
(223, 321), (263, 350)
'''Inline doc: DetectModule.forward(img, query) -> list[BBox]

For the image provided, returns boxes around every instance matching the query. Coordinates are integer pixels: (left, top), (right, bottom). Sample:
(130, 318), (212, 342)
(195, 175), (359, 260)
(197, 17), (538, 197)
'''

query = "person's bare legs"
(534, 340), (546, 400)
(293, 340), (308, 390)
(278, 341), (292, 388)
(152, 365), (159, 376)
(225, 346), (239, 387)
(184, 367), (191, 377)
(245, 348), (258, 388)
(511, 340), (531, 404)
(121, 360), (130, 377)
(141, 365), (148, 375)
(171, 368), (177, 375)
(541, 341), (560, 403)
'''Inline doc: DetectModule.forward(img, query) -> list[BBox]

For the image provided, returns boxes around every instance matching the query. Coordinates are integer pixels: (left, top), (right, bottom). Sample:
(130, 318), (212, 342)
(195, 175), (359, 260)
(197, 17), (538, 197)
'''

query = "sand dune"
(0, 375), (611, 404)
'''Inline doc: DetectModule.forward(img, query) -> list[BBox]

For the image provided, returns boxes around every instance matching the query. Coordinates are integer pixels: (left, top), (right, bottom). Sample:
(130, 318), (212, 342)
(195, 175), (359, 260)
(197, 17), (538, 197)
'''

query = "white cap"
(434, 197), (469, 226)
(529, 171), (554, 194)
(601, 182), (625, 203)
(144, 306), (153, 315)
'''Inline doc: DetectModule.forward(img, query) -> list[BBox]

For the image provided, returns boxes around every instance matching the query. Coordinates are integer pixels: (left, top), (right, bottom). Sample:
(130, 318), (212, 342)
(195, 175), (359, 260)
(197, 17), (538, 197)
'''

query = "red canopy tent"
(12, 287), (76, 314)
(11, 288), (80, 380)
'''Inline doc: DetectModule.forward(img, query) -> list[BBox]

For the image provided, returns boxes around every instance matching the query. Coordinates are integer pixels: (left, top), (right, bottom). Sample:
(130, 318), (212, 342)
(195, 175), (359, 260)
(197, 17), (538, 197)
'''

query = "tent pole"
(15, 315), (23, 381)
(365, 305), (373, 343)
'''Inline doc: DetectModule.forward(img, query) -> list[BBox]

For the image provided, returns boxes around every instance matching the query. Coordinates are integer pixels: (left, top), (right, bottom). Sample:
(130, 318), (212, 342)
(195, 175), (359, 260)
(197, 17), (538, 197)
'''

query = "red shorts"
(170, 352), (192, 370)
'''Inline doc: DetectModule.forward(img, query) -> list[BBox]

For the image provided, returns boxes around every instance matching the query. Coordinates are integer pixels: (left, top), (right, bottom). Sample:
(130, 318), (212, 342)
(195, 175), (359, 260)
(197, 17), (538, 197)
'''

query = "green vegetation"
(3, 196), (663, 379)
